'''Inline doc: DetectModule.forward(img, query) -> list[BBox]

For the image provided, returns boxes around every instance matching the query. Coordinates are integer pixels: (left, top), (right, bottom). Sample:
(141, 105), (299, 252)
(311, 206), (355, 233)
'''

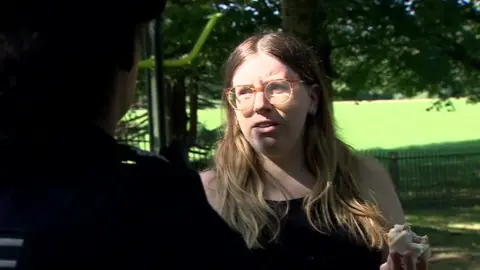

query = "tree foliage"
(325, 0), (480, 102)
(119, 0), (480, 149)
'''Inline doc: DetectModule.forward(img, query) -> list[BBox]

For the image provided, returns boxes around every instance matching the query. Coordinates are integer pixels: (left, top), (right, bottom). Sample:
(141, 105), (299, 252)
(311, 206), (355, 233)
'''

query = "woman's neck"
(261, 147), (316, 201)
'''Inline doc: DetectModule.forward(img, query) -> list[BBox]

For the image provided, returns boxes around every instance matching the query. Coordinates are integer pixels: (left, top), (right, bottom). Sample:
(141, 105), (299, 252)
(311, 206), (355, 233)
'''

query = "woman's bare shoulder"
(199, 169), (216, 190)
(354, 155), (405, 225)
(355, 155), (387, 174)
(199, 169), (219, 209)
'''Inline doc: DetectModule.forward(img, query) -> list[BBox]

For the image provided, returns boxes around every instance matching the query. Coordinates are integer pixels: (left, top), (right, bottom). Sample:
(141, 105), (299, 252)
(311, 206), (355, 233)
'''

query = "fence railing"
(117, 131), (480, 209)
(363, 150), (480, 209)
(187, 148), (480, 209)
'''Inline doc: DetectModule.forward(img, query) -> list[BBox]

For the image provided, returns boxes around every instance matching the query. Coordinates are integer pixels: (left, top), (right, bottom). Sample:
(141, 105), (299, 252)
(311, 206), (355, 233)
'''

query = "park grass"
(123, 98), (480, 153)
(198, 98), (480, 151)
(407, 205), (480, 270)
(334, 99), (479, 151)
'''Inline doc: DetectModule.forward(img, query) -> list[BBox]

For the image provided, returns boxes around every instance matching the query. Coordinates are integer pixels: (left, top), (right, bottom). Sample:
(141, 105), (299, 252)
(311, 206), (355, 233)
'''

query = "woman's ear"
(308, 84), (319, 115)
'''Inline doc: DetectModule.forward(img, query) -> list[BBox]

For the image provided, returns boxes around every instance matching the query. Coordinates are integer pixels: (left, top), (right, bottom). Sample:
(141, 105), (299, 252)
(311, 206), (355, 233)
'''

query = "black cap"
(1, 0), (167, 31)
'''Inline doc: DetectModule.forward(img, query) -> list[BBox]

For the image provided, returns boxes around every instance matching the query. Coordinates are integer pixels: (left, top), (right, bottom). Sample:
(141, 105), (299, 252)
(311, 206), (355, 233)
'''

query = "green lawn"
(198, 98), (480, 151)
(123, 98), (480, 152)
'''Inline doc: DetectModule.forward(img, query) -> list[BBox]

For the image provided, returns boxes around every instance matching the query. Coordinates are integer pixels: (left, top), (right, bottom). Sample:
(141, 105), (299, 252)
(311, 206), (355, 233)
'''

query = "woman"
(201, 32), (428, 269)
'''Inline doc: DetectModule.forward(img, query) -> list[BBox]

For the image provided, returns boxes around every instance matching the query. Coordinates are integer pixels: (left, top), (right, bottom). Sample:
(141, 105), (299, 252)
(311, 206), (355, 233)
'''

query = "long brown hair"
(213, 31), (387, 249)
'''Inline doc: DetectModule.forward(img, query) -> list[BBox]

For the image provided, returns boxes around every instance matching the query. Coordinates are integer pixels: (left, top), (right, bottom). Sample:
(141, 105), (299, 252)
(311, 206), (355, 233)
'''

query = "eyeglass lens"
(229, 80), (292, 110)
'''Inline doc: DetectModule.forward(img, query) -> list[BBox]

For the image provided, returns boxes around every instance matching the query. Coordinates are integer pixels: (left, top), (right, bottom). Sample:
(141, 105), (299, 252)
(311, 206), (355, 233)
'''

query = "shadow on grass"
(418, 226), (480, 270)
(407, 205), (480, 270)
(406, 206), (480, 270)
(390, 140), (480, 154)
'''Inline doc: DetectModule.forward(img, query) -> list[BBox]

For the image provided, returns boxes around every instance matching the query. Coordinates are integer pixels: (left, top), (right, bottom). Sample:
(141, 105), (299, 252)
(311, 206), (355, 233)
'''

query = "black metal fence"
(116, 107), (150, 151)
(118, 129), (480, 209)
(185, 147), (480, 209)
(364, 150), (480, 209)
(188, 144), (214, 170)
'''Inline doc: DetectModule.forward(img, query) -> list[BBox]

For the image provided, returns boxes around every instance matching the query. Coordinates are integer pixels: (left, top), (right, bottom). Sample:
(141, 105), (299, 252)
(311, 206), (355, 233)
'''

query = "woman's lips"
(253, 124), (278, 133)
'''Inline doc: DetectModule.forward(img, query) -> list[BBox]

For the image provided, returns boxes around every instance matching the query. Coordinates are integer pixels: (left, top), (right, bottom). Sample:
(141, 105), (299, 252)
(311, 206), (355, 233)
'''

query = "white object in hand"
(387, 224), (431, 262)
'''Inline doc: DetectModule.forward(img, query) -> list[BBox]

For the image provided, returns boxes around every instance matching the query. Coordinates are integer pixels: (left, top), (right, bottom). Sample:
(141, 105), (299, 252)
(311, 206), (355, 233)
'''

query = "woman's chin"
(252, 138), (286, 157)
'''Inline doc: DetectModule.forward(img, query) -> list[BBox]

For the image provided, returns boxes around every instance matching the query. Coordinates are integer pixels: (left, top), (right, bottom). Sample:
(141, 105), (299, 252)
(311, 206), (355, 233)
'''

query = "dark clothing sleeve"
(0, 127), (255, 270)
(114, 158), (254, 269)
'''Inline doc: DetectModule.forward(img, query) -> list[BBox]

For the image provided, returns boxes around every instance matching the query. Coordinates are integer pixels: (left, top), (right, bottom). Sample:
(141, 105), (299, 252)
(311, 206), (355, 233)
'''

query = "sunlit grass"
(198, 98), (480, 150)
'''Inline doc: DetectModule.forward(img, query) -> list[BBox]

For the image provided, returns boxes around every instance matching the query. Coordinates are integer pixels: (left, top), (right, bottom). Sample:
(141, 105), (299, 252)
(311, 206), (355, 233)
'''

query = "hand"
(379, 251), (428, 270)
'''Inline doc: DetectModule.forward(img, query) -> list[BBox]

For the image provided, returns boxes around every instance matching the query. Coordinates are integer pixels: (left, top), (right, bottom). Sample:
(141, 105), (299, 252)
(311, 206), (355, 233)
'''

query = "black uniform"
(0, 125), (252, 269)
(1, 1), (256, 269)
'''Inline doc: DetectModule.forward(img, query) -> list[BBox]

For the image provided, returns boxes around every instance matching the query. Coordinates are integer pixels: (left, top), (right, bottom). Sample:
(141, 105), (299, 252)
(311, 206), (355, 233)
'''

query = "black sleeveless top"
(251, 198), (383, 269)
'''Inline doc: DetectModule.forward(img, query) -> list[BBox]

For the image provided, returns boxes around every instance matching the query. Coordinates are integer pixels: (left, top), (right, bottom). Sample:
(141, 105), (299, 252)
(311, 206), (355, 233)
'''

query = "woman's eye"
(236, 87), (253, 96)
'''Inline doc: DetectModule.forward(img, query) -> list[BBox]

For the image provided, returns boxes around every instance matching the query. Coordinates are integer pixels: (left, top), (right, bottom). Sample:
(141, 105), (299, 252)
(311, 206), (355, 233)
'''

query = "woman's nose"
(252, 91), (273, 113)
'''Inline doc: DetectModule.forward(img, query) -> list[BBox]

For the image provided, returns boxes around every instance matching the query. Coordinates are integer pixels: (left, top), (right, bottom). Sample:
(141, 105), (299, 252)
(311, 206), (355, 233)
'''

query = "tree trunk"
(168, 74), (187, 140)
(164, 80), (173, 145)
(188, 75), (199, 143)
(162, 75), (189, 165)
(281, 0), (335, 100)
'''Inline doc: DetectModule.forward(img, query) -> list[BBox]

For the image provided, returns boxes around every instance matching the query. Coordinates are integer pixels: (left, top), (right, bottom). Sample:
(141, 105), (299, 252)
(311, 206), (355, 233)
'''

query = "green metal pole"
(150, 16), (167, 152)
(143, 24), (156, 152)
(138, 13), (222, 69)
(142, 13), (223, 153)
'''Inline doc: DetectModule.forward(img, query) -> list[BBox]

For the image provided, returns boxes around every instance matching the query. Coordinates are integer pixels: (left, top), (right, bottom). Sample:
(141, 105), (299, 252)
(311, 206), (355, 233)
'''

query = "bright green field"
(198, 99), (480, 151)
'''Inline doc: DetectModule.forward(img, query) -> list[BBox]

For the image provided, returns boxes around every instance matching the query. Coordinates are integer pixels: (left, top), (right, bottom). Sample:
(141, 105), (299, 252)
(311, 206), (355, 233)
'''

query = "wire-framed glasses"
(225, 79), (303, 111)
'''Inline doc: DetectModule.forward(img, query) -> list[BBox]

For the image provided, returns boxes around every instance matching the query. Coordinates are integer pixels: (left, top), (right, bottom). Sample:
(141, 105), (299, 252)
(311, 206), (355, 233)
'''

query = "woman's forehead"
(232, 53), (297, 86)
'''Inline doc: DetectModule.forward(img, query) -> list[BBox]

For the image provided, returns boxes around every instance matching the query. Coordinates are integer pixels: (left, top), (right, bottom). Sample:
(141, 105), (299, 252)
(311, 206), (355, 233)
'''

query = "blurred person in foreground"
(0, 1), (252, 269)
(201, 31), (429, 270)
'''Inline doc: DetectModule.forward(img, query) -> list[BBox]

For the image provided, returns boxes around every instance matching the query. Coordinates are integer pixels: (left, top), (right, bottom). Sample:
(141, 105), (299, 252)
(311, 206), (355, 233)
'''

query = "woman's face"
(231, 53), (317, 158)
